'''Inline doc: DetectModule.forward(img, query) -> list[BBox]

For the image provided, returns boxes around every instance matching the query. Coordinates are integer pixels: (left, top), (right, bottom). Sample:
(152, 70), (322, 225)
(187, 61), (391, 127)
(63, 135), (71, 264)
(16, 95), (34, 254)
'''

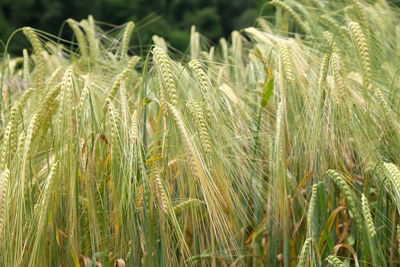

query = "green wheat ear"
(0, 169), (9, 245)
(325, 170), (363, 230)
(276, 40), (294, 85)
(67, 19), (89, 58)
(23, 27), (45, 91)
(271, 0), (311, 35)
(120, 21), (135, 59)
(152, 47), (178, 106)
(326, 255), (346, 267)
(349, 21), (372, 87)
(297, 238), (312, 267)
(173, 198), (204, 215)
(306, 183), (318, 237)
(361, 194), (376, 237)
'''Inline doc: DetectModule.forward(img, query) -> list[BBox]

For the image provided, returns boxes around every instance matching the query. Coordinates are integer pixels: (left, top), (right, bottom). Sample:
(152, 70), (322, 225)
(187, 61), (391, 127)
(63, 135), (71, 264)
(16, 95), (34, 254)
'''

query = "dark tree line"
(0, 0), (273, 54)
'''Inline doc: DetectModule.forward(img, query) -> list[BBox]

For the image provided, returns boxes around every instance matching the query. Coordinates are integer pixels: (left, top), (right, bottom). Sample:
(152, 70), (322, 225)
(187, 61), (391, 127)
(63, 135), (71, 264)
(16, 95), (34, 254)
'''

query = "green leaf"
(261, 71), (274, 107)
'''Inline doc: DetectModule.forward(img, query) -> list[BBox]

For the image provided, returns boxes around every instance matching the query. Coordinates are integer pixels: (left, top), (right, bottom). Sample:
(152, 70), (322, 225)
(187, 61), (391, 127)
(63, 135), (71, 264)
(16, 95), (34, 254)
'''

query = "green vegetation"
(1, 0), (400, 266)
(0, 0), (270, 52)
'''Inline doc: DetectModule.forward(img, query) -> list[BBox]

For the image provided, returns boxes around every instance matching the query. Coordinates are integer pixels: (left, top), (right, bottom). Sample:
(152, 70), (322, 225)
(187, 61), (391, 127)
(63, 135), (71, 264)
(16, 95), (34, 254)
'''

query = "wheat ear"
(317, 54), (330, 89)
(152, 169), (169, 214)
(37, 162), (58, 231)
(271, 0), (311, 35)
(188, 59), (213, 118)
(152, 47), (178, 106)
(107, 56), (140, 99)
(121, 21), (135, 58)
(372, 86), (397, 129)
(23, 27), (45, 91)
(130, 109), (138, 143)
(77, 81), (90, 120)
(0, 169), (9, 245)
(166, 103), (204, 179)
(82, 15), (100, 59)
(173, 198), (204, 215)
(349, 0), (370, 32)
(0, 122), (14, 169)
(382, 163), (400, 194)
(349, 22), (372, 87)
(326, 255), (346, 267)
(276, 40), (294, 85)
(331, 52), (346, 103)
(320, 15), (349, 40)
(106, 98), (121, 147)
(297, 238), (312, 267)
(186, 100), (211, 157)
(307, 184), (318, 237)
(56, 66), (74, 136)
(67, 19), (89, 58)
(23, 49), (30, 81)
(325, 170), (363, 230)
(361, 194), (376, 237)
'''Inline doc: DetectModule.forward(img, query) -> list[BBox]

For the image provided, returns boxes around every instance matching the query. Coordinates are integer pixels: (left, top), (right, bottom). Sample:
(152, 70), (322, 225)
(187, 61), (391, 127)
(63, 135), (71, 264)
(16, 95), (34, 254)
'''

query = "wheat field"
(1, 0), (400, 266)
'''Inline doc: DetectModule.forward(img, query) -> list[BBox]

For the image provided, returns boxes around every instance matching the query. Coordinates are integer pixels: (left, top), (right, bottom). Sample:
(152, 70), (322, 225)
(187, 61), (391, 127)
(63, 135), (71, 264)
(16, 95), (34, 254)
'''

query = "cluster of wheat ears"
(0, 0), (400, 266)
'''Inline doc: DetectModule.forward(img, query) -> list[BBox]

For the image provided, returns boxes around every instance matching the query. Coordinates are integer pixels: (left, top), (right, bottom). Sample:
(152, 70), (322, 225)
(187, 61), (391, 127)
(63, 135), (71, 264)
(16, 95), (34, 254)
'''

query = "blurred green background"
(0, 0), (274, 54)
(2, 0), (400, 55)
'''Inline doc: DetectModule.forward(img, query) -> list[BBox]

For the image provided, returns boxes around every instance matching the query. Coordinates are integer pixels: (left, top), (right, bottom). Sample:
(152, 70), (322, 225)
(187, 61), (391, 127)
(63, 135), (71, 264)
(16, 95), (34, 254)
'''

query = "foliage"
(0, 0), (267, 53)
